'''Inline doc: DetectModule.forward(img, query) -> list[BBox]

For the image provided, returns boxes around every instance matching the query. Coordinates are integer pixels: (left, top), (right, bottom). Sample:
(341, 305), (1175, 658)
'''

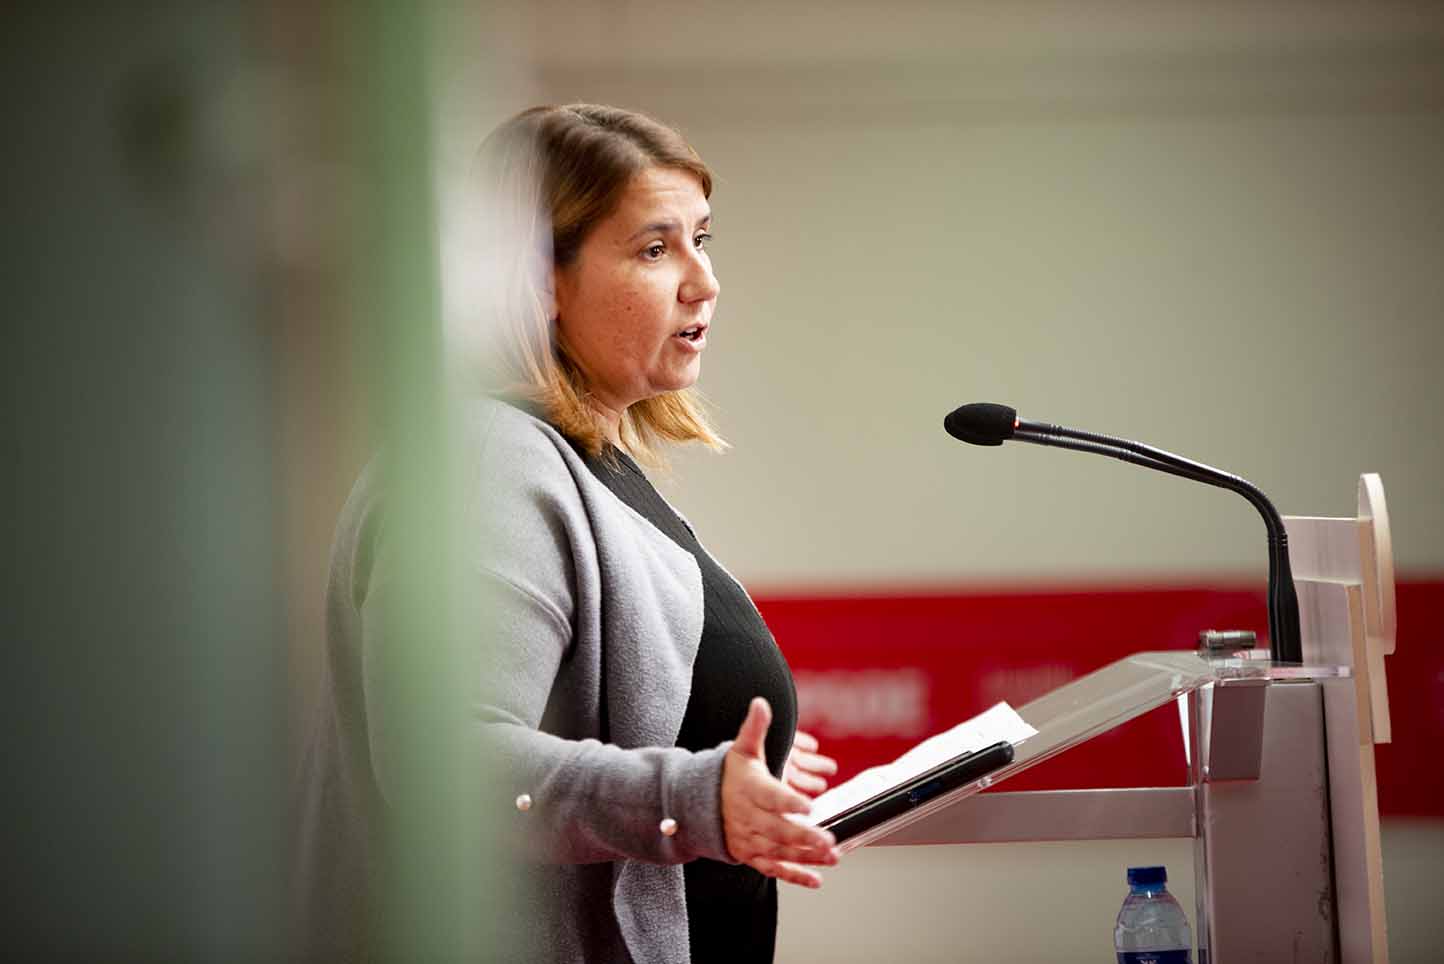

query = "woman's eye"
(694, 233), (712, 250)
(643, 243), (665, 260)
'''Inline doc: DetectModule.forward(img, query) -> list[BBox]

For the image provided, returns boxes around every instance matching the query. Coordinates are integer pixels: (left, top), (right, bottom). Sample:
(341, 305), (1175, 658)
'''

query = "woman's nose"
(680, 254), (720, 304)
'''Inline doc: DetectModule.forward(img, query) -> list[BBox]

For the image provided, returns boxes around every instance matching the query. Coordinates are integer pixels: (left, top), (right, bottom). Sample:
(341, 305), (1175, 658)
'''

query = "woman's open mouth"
(675, 324), (708, 349)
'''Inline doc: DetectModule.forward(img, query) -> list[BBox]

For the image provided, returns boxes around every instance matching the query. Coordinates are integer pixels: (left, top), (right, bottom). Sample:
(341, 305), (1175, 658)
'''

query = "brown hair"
(468, 104), (726, 463)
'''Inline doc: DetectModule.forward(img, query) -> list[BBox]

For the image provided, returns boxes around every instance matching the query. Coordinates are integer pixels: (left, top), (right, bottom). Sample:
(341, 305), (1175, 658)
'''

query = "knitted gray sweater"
(294, 397), (735, 962)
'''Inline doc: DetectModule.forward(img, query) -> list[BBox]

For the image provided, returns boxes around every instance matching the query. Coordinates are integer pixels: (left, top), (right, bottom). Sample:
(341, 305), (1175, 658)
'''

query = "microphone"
(944, 402), (1302, 664)
(943, 402), (1017, 446)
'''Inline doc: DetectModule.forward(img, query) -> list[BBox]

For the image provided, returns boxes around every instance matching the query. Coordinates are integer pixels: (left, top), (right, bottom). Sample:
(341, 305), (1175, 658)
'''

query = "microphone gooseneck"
(945, 402), (1303, 664)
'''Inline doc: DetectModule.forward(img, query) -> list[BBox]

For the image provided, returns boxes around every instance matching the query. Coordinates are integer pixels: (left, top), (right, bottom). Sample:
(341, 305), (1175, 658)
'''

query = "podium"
(840, 475), (1396, 963)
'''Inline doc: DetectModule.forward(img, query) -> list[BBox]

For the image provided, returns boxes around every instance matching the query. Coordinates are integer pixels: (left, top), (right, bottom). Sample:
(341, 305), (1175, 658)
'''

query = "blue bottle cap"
(1127, 866), (1168, 886)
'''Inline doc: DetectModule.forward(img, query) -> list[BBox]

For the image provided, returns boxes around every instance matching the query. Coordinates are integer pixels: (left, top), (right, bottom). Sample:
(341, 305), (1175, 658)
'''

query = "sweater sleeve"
(359, 408), (734, 868)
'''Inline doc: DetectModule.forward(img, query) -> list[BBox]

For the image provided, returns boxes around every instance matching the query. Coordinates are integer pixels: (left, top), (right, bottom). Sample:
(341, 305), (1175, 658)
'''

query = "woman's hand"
(721, 698), (841, 888)
(783, 729), (838, 797)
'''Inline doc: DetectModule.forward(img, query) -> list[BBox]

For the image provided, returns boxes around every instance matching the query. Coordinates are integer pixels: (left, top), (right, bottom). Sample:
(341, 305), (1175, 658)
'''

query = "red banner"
(758, 579), (1443, 817)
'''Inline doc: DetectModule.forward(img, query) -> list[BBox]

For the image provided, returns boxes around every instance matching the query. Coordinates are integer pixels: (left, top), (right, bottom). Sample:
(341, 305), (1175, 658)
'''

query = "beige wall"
(671, 109), (1444, 587)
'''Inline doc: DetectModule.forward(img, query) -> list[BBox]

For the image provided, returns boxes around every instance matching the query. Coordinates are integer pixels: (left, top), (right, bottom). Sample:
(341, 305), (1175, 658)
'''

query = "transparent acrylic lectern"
(848, 474), (1396, 963)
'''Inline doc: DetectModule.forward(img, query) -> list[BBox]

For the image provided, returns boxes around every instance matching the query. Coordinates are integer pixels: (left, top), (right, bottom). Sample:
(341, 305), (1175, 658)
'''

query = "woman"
(296, 104), (840, 963)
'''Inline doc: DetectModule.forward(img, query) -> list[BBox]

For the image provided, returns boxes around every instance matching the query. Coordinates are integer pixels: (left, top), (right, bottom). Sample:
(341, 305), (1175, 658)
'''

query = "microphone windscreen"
(943, 402), (1017, 446)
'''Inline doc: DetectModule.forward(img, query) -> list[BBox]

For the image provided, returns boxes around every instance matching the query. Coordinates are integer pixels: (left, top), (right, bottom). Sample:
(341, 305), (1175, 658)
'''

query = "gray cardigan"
(294, 397), (737, 963)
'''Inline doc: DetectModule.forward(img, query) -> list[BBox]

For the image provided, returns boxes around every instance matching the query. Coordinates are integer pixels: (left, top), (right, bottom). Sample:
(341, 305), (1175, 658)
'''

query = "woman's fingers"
(729, 779), (837, 857)
(732, 697), (772, 759)
(783, 764), (829, 795)
(742, 764), (814, 816)
(738, 812), (836, 855)
(729, 790), (835, 855)
(740, 826), (839, 865)
(748, 856), (824, 889)
(724, 764), (835, 857)
(783, 729), (839, 796)
(790, 747), (839, 777)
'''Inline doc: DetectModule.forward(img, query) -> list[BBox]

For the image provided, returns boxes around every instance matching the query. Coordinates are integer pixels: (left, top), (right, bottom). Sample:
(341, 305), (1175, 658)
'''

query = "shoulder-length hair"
(466, 104), (726, 464)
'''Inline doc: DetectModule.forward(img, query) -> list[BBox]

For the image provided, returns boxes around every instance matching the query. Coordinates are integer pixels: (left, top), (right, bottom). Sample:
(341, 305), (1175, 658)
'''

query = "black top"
(567, 441), (797, 964)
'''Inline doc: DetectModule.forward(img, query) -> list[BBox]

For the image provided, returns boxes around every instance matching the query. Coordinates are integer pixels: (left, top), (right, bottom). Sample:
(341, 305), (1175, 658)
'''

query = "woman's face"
(553, 166), (719, 420)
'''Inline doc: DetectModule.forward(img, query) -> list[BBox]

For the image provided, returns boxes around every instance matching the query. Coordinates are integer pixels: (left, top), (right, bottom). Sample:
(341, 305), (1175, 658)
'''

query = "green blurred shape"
(348, 1), (498, 960)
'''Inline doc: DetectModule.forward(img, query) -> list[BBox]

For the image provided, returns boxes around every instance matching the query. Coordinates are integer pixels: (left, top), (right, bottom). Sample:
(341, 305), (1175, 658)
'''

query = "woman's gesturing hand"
(721, 697), (841, 889)
(783, 729), (838, 797)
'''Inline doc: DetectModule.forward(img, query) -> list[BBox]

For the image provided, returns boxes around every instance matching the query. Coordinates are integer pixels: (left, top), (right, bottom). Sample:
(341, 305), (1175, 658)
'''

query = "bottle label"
(1117, 953), (1190, 963)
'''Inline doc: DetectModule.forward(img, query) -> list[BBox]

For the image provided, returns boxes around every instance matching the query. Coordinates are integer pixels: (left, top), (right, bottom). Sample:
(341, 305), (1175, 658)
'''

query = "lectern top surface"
(839, 649), (1348, 852)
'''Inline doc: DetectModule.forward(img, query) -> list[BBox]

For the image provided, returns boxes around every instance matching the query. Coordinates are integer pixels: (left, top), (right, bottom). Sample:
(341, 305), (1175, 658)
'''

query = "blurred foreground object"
(5, 4), (285, 958)
(4, 1), (507, 959)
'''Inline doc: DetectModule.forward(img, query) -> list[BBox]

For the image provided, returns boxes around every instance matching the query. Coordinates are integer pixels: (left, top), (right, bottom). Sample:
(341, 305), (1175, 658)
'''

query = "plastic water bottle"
(1114, 866), (1192, 963)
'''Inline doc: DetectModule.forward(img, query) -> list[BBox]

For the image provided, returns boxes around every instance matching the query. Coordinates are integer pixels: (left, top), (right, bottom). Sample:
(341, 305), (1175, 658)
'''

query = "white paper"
(803, 702), (1037, 825)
